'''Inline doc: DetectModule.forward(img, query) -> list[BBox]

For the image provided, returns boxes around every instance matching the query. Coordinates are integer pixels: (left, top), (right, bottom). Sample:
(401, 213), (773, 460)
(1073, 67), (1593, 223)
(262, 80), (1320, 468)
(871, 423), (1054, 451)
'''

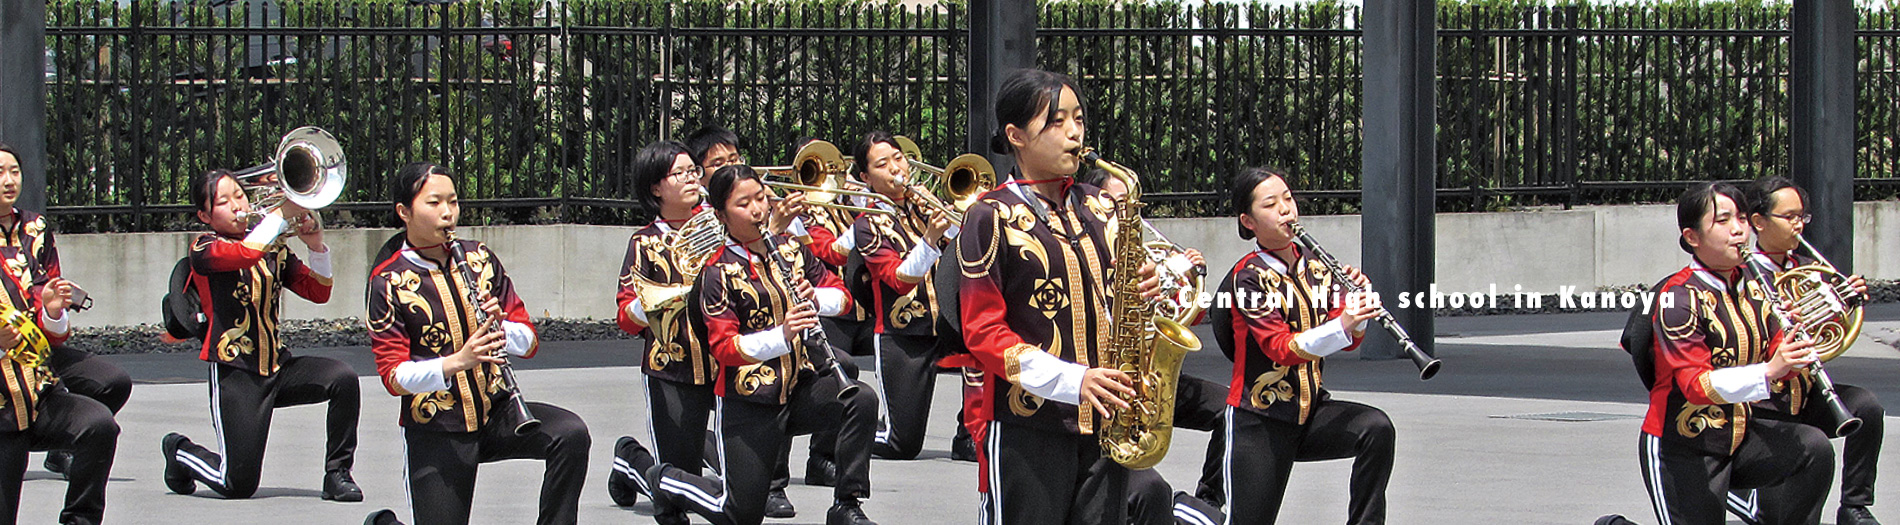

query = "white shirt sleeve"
(304, 249), (333, 279)
(396, 358), (450, 393)
(39, 309), (68, 337)
(787, 218), (809, 238)
(242, 214), (287, 246)
(624, 298), (649, 325)
(832, 227), (856, 252)
(896, 243), (943, 281)
(1017, 350), (1088, 406)
(738, 327), (795, 362)
(500, 320), (535, 357)
(1293, 318), (1354, 359)
(943, 225), (961, 240)
(814, 288), (847, 317)
(1709, 363), (1773, 403)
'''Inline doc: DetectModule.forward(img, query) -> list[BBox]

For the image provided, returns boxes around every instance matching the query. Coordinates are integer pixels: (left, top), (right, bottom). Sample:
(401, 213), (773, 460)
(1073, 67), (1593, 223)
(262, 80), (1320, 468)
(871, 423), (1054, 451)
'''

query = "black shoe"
(826, 498), (878, 525)
(160, 433), (195, 495)
(322, 469), (364, 502)
(1594, 515), (1640, 525)
(805, 455), (838, 487)
(951, 433), (977, 462)
(607, 436), (642, 507)
(364, 509), (404, 525)
(1842, 506), (1884, 525)
(43, 450), (71, 479)
(765, 489), (797, 518)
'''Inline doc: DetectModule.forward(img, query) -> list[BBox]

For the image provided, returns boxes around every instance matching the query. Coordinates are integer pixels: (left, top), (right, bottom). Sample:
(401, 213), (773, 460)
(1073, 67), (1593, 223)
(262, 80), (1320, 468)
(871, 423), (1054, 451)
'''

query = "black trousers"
(0, 388), (116, 525)
(404, 402), (590, 525)
(657, 368), (878, 525)
(172, 356), (359, 499)
(1639, 417), (1834, 525)
(978, 421), (1130, 525)
(1728, 382), (1883, 522)
(1128, 467), (1226, 525)
(772, 317), (864, 491)
(50, 346), (130, 415)
(1166, 375), (1230, 508)
(1223, 401), (1395, 525)
(872, 333), (941, 460)
(644, 375), (716, 478)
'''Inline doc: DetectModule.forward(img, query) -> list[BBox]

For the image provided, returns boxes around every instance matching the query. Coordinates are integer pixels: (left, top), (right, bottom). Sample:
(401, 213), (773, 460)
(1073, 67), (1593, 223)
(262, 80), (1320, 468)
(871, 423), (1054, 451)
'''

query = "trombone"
(894, 136), (996, 224)
(756, 140), (895, 217)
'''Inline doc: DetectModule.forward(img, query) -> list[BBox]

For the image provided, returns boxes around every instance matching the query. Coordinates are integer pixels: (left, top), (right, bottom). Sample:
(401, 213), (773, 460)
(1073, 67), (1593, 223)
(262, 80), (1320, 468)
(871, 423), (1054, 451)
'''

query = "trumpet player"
(362, 162), (590, 525)
(0, 144), (131, 479)
(646, 165), (882, 525)
(1636, 182), (1834, 525)
(1730, 177), (1883, 525)
(848, 131), (957, 461)
(781, 137), (868, 493)
(1218, 166), (1394, 525)
(160, 168), (363, 502)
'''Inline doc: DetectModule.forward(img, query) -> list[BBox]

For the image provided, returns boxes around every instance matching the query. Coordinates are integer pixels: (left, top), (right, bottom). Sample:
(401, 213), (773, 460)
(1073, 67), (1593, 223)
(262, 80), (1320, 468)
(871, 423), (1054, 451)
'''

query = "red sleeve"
(188, 234), (269, 274)
(1234, 265), (1359, 367)
(956, 202), (1033, 375)
(857, 216), (921, 295)
(281, 251), (333, 304)
(615, 235), (650, 336)
(699, 262), (753, 368)
(482, 244), (537, 358)
(802, 241), (850, 314)
(365, 268), (413, 396)
(804, 224), (849, 267)
(1653, 285), (1731, 405)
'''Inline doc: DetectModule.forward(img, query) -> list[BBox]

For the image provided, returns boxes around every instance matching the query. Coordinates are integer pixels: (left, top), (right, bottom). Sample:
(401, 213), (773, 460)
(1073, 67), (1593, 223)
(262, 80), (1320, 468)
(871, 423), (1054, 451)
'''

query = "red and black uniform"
(1721, 252), (1885, 522)
(957, 175), (1129, 525)
(1217, 247), (1391, 525)
(367, 239), (590, 525)
(0, 210), (131, 476)
(0, 257), (115, 525)
(1640, 259), (1833, 525)
(616, 216), (716, 487)
(166, 230), (358, 499)
(652, 237), (879, 525)
(854, 199), (953, 460)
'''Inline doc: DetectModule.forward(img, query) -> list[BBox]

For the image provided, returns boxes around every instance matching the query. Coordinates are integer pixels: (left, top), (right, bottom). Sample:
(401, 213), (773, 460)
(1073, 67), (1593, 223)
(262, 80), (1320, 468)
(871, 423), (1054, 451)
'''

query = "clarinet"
(1742, 257), (1864, 437)
(444, 230), (542, 436)
(1287, 221), (1443, 381)
(755, 225), (861, 400)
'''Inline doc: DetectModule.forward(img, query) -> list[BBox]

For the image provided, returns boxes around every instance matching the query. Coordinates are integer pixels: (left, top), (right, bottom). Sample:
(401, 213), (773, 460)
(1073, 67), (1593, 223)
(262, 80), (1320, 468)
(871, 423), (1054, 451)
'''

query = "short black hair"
(1230, 167), (1291, 240)
(0, 143), (16, 165)
(1077, 167), (1111, 188)
(187, 169), (236, 214)
(631, 141), (694, 214)
(990, 69), (1084, 156)
(851, 131), (900, 177)
(1675, 181), (1748, 254)
(390, 162), (455, 225)
(1746, 176), (1809, 218)
(705, 164), (762, 216)
(685, 126), (741, 166)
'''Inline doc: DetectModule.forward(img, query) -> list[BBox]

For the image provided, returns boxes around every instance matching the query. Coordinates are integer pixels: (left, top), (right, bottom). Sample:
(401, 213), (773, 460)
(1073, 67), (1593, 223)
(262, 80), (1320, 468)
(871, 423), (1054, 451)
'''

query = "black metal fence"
(38, 1), (1900, 231)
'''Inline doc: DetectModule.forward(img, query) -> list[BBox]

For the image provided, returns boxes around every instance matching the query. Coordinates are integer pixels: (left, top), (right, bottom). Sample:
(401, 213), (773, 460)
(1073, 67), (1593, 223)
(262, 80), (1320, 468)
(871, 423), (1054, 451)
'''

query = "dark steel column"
(968, 0), (1037, 176)
(0, 0), (49, 212)
(1360, 0), (1436, 360)
(1792, 0), (1856, 272)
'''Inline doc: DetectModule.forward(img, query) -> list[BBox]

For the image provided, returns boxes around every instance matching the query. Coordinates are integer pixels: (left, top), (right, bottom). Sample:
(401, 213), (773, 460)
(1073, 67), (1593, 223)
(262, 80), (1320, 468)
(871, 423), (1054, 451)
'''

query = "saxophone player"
(361, 163), (591, 525)
(1217, 166), (1394, 525)
(1728, 177), (1883, 525)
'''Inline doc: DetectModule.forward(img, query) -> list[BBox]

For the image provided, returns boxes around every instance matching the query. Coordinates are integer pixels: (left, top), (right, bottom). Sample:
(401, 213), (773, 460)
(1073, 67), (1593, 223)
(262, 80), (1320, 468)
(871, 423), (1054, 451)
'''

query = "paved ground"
(20, 305), (1900, 524)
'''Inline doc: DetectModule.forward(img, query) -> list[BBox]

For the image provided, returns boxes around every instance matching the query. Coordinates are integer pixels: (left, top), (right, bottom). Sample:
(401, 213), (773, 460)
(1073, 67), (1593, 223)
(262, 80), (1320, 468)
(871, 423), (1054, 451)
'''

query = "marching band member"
(1217, 166), (1394, 525)
(1637, 182), (1833, 525)
(160, 168), (362, 502)
(781, 136), (865, 488)
(1731, 177), (1883, 525)
(848, 131), (957, 461)
(604, 140), (705, 509)
(0, 144), (130, 479)
(0, 145), (116, 525)
(362, 162), (591, 525)
(647, 165), (881, 525)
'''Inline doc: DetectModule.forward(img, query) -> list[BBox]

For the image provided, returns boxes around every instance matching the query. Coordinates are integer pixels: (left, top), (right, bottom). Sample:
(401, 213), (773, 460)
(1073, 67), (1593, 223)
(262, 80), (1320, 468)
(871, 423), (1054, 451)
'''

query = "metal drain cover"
(1490, 411), (1641, 422)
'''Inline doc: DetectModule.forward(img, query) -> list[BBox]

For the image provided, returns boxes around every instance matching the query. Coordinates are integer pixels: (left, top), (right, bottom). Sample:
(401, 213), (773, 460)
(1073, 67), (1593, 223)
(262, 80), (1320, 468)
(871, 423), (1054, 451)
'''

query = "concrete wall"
(57, 201), (1900, 327)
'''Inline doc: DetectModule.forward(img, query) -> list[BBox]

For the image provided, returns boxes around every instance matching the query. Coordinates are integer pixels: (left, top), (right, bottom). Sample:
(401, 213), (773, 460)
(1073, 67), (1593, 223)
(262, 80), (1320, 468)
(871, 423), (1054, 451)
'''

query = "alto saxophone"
(1081, 147), (1204, 470)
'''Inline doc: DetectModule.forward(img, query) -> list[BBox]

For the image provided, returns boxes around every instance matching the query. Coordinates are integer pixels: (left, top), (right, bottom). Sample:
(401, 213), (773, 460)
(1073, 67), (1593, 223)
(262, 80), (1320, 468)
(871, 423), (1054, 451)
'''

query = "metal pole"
(0, 0), (49, 213)
(1791, 0), (1856, 273)
(967, 0), (1036, 177)
(1360, 0), (1436, 361)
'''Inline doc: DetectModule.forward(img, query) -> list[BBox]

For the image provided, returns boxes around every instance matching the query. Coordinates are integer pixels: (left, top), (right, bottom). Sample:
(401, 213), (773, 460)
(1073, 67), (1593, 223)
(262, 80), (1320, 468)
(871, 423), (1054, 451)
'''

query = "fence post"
(967, 0), (1036, 176)
(1792, 0), (1856, 273)
(0, 0), (48, 213)
(1563, 6), (1580, 209)
(1361, 0), (1436, 361)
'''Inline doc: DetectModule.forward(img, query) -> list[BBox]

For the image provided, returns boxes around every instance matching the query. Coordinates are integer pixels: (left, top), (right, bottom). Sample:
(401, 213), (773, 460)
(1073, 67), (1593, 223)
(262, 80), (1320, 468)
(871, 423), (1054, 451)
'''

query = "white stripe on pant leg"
(402, 431), (415, 523)
(656, 397), (731, 513)
(988, 421), (1003, 525)
(206, 364), (230, 486)
(1222, 406), (1235, 525)
(643, 373), (663, 465)
(1175, 502), (1217, 525)
(872, 336), (894, 444)
(1644, 434), (1673, 525)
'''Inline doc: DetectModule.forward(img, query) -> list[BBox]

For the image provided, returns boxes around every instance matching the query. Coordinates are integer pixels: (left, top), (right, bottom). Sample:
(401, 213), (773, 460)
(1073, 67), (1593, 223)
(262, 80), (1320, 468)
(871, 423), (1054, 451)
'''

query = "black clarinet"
(1287, 221), (1443, 381)
(755, 225), (861, 400)
(1742, 257), (1863, 437)
(445, 231), (542, 436)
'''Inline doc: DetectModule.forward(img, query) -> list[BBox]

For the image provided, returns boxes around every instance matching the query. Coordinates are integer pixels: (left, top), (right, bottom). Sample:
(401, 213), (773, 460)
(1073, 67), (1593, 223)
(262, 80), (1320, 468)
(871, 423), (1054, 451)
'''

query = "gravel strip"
(70, 317), (631, 356)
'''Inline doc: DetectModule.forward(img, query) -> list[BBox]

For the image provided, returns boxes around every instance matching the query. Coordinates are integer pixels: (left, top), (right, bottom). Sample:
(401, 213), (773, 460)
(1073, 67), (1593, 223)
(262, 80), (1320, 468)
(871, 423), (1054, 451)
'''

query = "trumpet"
(893, 136), (997, 224)
(232, 127), (347, 243)
(1287, 221), (1442, 381)
(757, 140), (897, 216)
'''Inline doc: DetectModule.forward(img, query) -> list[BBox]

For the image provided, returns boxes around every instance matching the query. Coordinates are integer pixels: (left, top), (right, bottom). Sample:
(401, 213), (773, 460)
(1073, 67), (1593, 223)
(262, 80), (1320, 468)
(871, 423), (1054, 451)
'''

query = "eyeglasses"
(702, 154), (744, 171)
(1769, 212), (1812, 225)
(667, 166), (703, 181)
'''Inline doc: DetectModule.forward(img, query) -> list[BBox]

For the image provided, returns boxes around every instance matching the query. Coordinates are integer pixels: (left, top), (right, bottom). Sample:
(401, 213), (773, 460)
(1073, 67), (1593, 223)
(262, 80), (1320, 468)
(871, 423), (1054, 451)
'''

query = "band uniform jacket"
(617, 219), (715, 385)
(1219, 248), (1365, 425)
(802, 206), (870, 323)
(956, 178), (1120, 436)
(0, 210), (60, 296)
(854, 201), (942, 336)
(0, 259), (67, 431)
(367, 239), (538, 432)
(1645, 262), (1793, 455)
(698, 237), (851, 406)
(190, 232), (333, 376)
